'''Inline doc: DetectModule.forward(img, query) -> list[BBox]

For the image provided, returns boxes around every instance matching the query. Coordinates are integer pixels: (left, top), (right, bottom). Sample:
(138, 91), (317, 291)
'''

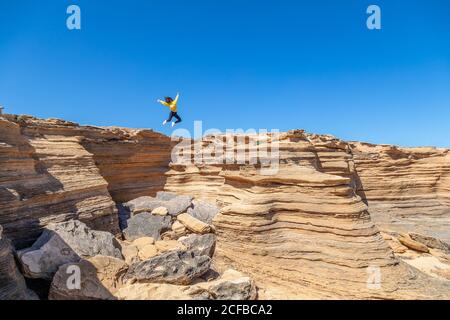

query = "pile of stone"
(119, 191), (218, 241)
(1, 192), (257, 300)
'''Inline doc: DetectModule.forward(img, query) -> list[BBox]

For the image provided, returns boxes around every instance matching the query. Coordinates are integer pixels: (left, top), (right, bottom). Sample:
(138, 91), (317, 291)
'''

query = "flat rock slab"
(179, 234), (216, 257)
(49, 255), (127, 300)
(409, 233), (449, 252)
(124, 250), (211, 285)
(187, 269), (257, 300)
(177, 213), (211, 234)
(187, 200), (219, 224)
(398, 234), (430, 253)
(155, 191), (179, 201)
(18, 220), (123, 280)
(124, 193), (193, 217)
(123, 213), (171, 241)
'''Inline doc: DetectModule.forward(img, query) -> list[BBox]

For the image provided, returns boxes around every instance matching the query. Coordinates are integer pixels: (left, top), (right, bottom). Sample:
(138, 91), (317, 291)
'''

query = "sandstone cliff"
(0, 115), (172, 247)
(164, 131), (450, 299)
(351, 142), (450, 242)
(1, 115), (449, 299)
(80, 126), (173, 203)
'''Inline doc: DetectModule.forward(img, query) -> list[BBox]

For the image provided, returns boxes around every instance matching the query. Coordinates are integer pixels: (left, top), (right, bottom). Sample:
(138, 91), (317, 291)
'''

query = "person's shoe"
(171, 122), (176, 127)
(162, 120), (167, 125)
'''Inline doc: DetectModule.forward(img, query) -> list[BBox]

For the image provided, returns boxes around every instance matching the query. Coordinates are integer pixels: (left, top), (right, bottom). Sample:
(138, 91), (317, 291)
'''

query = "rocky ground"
(2, 192), (256, 300)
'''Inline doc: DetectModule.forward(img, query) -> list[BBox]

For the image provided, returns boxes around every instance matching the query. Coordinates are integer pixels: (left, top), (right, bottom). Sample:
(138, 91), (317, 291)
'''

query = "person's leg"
(167, 111), (175, 122)
(173, 113), (182, 123)
(163, 111), (174, 125)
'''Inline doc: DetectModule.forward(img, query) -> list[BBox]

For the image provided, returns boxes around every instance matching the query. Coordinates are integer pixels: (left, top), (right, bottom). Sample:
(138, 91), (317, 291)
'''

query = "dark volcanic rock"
(206, 274), (257, 300)
(123, 196), (160, 214)
(179, 234), (216, 257)
(124, 250), (211, 285)
(186, 269), (257, 300)
(123, 212), (171, 241)
(187, 200), (219, 224)
(17, 220), (123, 280)
(123, 193), (193, 217)
(49, 256), (127, 300)
(155, 191), (178, 201)
(164, 195), (193, 216)
(0, 225), (37, 300)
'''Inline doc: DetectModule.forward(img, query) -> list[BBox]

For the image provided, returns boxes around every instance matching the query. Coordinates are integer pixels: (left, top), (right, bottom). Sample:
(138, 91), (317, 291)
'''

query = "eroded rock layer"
(165, 131), (450, 299)
(350, 142), (450, 242)
(0, 115), (172, 247)
(81, 128), (173, 203)
(1, 114), (449, 299)
(0, 225), (36, 300)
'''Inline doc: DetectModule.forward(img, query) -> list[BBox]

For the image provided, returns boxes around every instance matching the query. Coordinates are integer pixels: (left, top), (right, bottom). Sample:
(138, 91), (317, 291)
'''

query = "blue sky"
(0, 0), (449, 147)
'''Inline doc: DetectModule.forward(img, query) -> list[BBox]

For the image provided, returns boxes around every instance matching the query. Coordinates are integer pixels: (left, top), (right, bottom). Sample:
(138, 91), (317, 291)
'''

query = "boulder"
(187, 200), (219, 224)
(398, 234), (430, 253)
(132, 237), (155, 248)
(155, 240), (186, 253)
(409, 233), (449, 251)
(155, 191), (178, 201)
(179, 234), (216, 257)
(187, 269), (257, 300)
(199, 268), (221, 282)
(177, 213), (211, 234)
(49, 255), (127, 300)
(388, 239), (408, 254)
(121, 244), (139, 265)
(0, 225), (37, 300)
(161, 230), (178, 240)
(18, 220), (123, 280)
(151, 207), (168, 216)
(124, 250), (211, 285)
(88, 255), (128, 292)
(123, 213), (171, 241)
(138, 244), (158, 260)
(123, 196), (159, 214)
(123, 193), (193, 217)
(164, 195), (193, 216)
(172, 220), (187, 237)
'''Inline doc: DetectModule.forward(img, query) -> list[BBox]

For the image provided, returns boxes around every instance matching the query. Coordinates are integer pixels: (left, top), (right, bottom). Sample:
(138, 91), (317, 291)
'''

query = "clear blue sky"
(1, 0), (449, 147)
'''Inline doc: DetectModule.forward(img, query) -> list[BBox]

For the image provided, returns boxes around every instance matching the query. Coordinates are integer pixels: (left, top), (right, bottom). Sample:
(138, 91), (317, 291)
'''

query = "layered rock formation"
(350, 142), (450, 242)
(80, 128), (173, 203)
(1, 114), (449, 299)
(165, 131), (450, 299)
(0, 115), (172, 247)
(0, 116), (118, 247)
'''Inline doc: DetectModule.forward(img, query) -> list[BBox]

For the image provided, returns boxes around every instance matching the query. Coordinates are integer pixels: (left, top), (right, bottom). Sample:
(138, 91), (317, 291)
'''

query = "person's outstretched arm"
(157, 99), (169, 107)
(173, 92), (180, 105)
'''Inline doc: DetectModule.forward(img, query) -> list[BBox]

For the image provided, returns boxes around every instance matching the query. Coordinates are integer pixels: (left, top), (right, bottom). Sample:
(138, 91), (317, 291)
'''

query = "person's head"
(165, 97), (173, 103)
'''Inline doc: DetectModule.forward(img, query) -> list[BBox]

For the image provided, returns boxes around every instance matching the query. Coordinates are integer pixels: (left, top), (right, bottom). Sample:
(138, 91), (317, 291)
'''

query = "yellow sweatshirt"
(158, 93), (179, 112)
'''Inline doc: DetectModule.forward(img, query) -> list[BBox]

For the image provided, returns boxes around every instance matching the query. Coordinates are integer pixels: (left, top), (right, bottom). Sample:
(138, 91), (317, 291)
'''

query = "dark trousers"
(167, 111), (182, 123)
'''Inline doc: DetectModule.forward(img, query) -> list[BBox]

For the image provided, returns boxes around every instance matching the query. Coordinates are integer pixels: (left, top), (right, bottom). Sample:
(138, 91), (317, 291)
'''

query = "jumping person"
(157, 93), (181, 127)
